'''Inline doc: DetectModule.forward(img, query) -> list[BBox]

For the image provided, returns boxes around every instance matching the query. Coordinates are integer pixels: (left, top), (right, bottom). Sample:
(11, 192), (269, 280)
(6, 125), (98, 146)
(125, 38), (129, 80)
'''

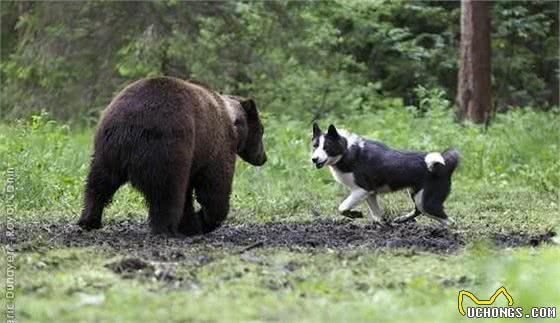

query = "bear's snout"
(256, 151), (267, 166)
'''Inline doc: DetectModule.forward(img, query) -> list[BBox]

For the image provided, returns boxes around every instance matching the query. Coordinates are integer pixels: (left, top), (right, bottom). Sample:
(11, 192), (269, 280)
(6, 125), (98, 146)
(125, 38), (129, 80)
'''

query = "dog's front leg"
(366, 194), (384, 224)
(338, 188), (368, 218)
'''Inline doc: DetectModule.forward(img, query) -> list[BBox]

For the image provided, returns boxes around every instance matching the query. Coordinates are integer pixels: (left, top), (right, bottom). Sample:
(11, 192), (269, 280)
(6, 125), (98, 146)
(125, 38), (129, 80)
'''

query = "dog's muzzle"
(312, 158), (326, 169)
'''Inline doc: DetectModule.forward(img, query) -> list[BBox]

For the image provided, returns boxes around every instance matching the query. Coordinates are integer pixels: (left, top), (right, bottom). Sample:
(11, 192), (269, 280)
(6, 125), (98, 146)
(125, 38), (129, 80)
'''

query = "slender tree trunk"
(17, 1), (33, 40)
(456, 0), (492, 124)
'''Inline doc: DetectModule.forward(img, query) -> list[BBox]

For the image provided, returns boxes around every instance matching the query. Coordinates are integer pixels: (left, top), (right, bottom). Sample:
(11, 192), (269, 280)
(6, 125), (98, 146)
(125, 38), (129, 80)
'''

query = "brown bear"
(77, 76), (266, 236)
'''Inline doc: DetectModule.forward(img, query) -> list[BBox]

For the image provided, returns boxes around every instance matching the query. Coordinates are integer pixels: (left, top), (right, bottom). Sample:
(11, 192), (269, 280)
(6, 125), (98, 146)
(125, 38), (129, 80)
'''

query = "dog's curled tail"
(425, 149), (460, 176)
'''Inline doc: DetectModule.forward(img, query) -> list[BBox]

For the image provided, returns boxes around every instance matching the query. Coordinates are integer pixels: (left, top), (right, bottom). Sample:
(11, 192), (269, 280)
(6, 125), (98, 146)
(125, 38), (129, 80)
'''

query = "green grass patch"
(2, 245), (559, 322)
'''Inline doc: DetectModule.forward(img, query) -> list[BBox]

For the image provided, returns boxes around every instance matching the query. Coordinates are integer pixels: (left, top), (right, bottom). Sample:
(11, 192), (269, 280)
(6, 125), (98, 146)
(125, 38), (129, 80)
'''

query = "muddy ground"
(2, 218), (555, 261)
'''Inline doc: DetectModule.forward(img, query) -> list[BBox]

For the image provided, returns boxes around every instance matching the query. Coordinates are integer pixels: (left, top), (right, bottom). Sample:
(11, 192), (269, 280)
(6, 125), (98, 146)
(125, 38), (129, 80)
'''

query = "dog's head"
(223, 95), (267, 166)
(311, 123), (346, 169)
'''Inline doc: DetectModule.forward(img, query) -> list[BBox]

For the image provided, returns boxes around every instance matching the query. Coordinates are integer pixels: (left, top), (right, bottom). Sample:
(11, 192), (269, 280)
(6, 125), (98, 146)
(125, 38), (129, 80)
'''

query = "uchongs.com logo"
(458, 286), (557, 319)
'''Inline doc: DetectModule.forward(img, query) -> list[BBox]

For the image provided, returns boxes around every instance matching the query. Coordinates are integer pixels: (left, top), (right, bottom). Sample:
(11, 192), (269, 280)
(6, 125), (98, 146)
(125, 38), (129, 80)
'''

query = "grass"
(1, 105), (559, 322)
(2, 245), (559, 322)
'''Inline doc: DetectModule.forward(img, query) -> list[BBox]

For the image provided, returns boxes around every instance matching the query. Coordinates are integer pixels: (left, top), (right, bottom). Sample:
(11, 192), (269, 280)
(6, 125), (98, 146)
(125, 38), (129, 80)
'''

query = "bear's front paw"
(340, 210), (364, 219)
(77, 217), (102, 230)
(181, 227), (203, 237)
(179, 212), (205, 237)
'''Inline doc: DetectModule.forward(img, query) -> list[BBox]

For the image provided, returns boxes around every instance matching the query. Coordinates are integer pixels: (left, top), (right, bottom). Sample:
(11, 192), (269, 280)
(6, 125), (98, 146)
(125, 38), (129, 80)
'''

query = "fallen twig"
(238, 241), (264, 254)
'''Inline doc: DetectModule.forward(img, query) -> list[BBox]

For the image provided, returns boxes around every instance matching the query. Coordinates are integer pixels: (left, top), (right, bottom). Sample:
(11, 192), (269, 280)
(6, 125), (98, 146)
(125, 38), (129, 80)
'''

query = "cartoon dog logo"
(458, 286), (514, 316)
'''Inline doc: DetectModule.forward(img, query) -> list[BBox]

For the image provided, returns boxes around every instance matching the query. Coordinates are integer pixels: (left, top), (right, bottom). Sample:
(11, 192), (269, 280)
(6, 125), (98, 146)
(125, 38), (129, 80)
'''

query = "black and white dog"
(311, 123), (460, 226)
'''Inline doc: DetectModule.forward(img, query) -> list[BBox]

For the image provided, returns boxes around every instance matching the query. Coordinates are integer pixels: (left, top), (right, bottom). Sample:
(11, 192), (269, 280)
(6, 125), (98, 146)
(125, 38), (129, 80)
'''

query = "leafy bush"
(1, 1), (557, 121)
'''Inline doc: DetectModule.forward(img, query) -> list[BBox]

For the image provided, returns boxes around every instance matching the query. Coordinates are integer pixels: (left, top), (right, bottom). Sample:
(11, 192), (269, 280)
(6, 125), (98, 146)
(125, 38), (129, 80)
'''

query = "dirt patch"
(104, 257), (187, 286)
(2, 219), (463, 255)
(494, 231), (556, 248)
(105, 257), (153, 274)
(1, 219), (555, 260)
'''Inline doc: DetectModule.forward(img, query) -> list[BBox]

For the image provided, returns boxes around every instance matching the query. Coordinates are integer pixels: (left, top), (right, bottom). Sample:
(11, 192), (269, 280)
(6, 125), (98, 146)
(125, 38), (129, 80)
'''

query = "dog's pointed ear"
(327, 124), (339, 139)
(312, 122), (321, 138)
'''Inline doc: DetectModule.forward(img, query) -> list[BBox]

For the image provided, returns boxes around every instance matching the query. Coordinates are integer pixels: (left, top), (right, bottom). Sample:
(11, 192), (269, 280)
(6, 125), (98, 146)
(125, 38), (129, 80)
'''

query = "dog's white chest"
(329, 166), (357, 188)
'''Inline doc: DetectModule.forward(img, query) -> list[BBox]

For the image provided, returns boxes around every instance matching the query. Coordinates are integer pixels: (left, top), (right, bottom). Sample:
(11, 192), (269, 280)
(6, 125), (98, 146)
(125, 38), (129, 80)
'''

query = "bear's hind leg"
(131, 140), (193, 236)
(145, 173), (189, 236)
(140, 155), (190, 236)
(193, 163), (234, 235)
(78, 158), (125, 230)
(177, 185), (203, 236)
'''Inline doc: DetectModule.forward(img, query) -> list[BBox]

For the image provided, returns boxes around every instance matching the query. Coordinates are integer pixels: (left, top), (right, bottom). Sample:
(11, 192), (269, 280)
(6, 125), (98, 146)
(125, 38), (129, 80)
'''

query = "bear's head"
(223, 96), (267, 166)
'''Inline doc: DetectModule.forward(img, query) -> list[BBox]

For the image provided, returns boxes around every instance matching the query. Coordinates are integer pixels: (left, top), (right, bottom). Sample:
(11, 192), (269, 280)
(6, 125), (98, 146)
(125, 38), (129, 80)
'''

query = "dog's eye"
(313, 143), (318, 148)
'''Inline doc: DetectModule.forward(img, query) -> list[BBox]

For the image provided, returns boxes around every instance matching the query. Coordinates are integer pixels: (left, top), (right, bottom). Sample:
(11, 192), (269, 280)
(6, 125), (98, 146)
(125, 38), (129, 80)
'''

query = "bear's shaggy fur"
(78, 77), (266, 235)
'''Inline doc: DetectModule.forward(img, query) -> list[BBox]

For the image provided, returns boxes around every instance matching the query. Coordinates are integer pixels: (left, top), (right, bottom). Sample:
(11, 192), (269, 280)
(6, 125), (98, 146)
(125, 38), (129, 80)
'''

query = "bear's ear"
(241, 98), (258, 120)
(312, 122), (321, 138)
(327, 124), (339, 139)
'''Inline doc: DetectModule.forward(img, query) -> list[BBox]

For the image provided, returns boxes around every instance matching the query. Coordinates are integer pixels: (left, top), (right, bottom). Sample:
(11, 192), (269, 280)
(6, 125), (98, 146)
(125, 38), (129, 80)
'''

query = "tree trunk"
(456, 0), (492, 124)
(17, 1), (33, 40)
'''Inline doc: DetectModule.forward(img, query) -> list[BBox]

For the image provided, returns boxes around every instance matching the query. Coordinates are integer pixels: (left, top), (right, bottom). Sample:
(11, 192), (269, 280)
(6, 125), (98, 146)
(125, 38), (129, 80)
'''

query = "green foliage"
(1, 1), (557, 121)
(0, 112), (89, 215)
(329, 1), (460, 104)
(492, 2), (559, 108)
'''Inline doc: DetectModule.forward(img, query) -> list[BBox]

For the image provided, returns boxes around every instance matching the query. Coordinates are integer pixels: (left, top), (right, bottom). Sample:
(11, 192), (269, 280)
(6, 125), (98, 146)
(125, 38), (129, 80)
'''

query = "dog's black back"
(335, 139), (429, 192)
